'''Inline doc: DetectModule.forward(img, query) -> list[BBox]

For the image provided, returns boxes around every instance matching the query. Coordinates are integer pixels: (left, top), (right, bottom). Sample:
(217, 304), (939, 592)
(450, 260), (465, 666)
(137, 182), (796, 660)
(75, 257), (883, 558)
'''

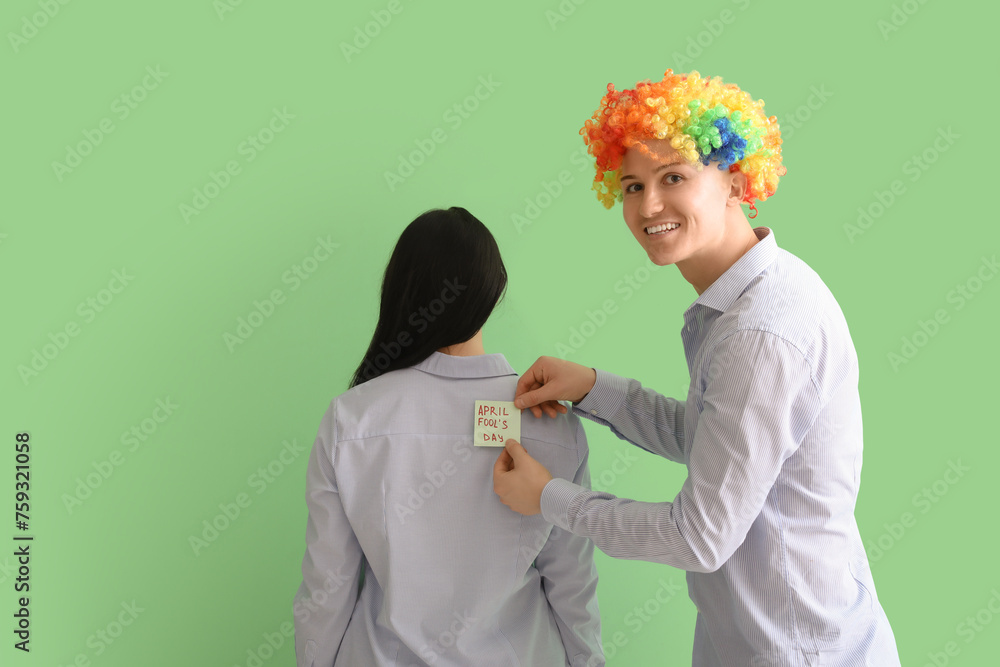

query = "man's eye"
(625, 175), (680, 193)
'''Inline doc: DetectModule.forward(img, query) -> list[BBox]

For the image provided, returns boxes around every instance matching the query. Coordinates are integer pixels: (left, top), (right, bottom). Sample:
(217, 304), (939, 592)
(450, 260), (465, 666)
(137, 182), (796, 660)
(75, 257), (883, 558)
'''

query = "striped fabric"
(294, 351), (604, 666)
(541, 227), (901, 666)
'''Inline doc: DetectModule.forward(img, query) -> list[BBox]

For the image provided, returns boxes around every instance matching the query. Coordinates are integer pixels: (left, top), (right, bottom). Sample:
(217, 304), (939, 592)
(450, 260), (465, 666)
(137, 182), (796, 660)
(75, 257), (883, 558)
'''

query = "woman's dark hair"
(348, 207), (508, 388)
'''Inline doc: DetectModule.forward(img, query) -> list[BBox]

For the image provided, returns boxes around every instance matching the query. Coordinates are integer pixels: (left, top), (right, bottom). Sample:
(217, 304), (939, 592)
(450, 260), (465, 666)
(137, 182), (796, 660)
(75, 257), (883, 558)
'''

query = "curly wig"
(580, 69), (787, 216)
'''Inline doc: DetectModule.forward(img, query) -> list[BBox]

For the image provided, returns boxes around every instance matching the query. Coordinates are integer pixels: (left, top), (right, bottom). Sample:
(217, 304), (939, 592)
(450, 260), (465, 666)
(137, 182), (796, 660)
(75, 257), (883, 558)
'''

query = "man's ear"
(727, 169), (748, 206)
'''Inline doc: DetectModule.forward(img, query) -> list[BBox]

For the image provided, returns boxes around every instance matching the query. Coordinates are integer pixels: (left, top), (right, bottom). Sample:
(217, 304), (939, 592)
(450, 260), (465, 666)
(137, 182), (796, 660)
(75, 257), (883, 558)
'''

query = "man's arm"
(573, 368), (687, 464)
(533, 420), (604, 666)
(293, 402), (364, 667)
(542, 330), (822, 572)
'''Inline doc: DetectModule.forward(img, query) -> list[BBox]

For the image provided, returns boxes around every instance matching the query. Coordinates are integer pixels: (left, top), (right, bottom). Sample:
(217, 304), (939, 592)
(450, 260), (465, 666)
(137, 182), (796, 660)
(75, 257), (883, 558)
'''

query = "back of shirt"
(294, 351), (603, 667)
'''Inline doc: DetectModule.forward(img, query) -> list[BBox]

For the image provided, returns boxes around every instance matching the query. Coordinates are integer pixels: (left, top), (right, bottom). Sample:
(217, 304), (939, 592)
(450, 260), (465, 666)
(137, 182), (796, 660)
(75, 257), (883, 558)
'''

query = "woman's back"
(294, 351), (603, 666)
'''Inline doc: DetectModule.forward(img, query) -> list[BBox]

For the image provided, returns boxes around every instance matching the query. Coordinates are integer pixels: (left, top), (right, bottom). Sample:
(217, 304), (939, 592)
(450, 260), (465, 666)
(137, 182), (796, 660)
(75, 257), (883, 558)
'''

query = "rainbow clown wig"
(580, 69), (787, 217)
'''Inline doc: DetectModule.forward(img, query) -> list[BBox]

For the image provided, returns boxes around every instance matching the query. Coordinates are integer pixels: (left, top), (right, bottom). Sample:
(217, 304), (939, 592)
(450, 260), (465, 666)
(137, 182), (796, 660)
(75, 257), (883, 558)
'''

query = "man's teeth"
(646, 222), (680, 234)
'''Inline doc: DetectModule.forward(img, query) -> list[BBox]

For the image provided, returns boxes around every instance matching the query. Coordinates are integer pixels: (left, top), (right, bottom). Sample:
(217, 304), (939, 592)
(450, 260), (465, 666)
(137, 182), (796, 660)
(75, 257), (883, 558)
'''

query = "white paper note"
(473, 400), (521, 447)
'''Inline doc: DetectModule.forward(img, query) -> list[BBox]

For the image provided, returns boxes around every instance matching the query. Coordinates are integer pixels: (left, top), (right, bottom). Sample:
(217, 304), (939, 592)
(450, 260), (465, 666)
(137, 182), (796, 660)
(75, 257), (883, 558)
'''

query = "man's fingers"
(493, 448), (512, 478)
(504, 438), (524, 460)
(523, 383), (544, 418)
(513, 368), (535, 397)
(519, 396), (567, 419)
(520, 390), (546, 419)
(515, 387), (539, 411)
(538, 399), (567, 418)
(544, 400), (566, 418)
(514, 362), (544, 402)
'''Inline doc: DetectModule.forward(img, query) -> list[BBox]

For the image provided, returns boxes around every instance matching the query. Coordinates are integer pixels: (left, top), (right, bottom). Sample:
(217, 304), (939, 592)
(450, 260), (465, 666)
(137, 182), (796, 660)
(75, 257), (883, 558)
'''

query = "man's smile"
(645, 222), (681, 236)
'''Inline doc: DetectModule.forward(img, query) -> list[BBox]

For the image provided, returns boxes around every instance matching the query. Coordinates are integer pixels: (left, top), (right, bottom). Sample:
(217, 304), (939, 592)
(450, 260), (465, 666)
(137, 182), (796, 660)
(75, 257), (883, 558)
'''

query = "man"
(492, 70), (901, 666)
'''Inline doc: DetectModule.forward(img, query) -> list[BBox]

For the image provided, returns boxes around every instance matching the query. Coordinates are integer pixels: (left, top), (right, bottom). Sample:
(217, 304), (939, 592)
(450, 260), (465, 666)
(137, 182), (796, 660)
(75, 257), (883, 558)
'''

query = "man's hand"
(515, 356), (597, 418)
(492, 438), (553, 516)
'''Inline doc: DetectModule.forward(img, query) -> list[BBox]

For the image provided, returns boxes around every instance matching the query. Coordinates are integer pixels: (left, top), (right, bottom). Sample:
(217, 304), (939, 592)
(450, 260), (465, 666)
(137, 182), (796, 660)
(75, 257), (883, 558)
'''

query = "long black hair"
(349, 207), (508, 388)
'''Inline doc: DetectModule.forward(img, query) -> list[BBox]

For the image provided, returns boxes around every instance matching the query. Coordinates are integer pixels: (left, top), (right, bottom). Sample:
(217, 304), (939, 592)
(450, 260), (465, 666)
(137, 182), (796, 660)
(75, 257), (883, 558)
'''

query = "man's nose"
(639, 188), (664, 218)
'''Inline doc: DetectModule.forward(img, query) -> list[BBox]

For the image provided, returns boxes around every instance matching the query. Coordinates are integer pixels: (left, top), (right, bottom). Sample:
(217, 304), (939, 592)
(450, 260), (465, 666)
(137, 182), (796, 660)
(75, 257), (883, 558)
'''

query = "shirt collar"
(688, 226), (777, 314)
(410, 351), (518, 379)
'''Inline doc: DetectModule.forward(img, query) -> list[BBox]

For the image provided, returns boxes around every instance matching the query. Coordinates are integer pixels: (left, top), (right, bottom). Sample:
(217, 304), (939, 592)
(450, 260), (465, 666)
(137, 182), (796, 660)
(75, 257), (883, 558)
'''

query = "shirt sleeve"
(293, 401), (365, 667)
(533, 419), (605, 667)
(572, 368), (687, 464)
(544, 330), (823, 573)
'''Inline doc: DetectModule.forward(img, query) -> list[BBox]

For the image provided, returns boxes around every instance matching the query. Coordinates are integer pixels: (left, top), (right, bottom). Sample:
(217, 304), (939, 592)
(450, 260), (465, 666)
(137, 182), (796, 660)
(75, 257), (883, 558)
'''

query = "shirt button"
(590, 410), (597, 415)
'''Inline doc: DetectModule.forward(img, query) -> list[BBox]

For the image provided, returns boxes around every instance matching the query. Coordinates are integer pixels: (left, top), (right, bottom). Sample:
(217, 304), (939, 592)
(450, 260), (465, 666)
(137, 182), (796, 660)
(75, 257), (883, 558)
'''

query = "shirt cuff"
(573, 368), (630, 419)
(540, 477), (585, 531)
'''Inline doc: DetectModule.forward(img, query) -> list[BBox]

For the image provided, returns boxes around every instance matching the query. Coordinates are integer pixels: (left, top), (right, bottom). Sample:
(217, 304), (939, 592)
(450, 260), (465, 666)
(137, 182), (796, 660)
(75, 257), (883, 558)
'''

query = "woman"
(293, 207), (603, 666)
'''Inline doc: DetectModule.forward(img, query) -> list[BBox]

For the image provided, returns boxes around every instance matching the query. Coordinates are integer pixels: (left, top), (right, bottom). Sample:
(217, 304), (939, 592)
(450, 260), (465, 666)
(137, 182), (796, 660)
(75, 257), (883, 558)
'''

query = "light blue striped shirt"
(541, 226), (901, 666)
(294, 352), (604, 666)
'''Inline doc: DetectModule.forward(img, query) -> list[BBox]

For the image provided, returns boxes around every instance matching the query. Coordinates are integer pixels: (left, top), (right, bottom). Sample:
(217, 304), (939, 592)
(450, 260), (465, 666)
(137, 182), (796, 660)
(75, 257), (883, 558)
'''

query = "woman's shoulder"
(329, 369), (585, 453)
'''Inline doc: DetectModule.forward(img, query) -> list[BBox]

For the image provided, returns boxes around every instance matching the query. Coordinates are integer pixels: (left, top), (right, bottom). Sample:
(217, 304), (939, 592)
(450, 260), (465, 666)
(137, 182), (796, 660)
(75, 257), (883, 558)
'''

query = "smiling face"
(620, 138), (746, 272)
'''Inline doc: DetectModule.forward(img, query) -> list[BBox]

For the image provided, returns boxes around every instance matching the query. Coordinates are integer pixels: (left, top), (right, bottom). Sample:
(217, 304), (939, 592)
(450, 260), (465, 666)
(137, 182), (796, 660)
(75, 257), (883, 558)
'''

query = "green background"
(2, 0), (997, 665)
